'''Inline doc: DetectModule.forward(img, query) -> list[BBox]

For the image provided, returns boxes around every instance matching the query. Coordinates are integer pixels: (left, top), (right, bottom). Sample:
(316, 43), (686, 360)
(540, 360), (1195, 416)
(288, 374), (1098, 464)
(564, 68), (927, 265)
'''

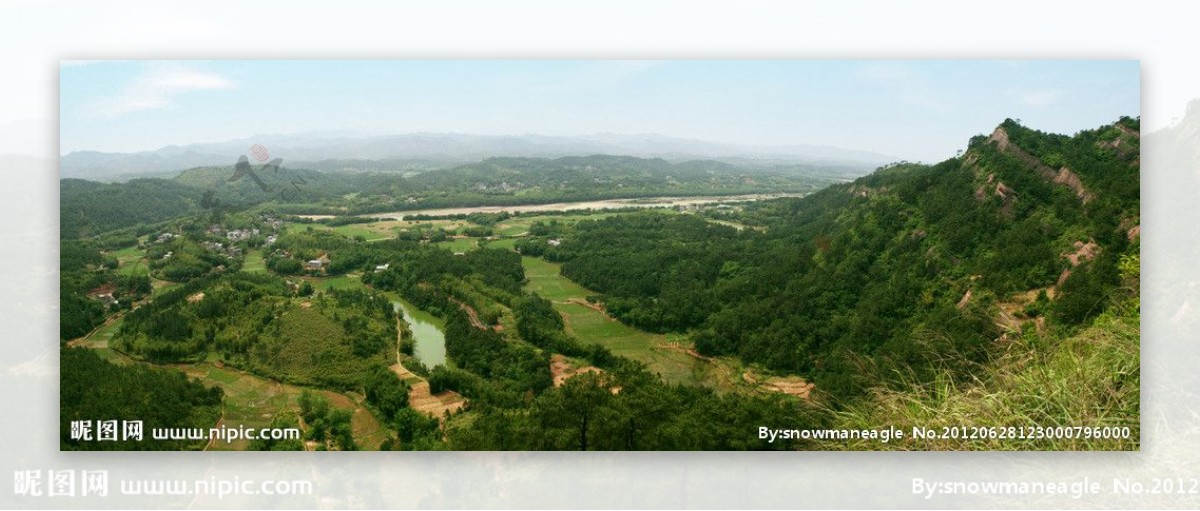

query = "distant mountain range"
(59, 132), (898, 182)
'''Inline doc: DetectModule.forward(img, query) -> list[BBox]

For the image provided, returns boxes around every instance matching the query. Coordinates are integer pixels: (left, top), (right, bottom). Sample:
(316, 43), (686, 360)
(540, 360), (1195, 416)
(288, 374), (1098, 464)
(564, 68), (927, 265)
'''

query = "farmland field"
(522, 256), (702, 386)
(306, 222), (396, 241)
(301, 273), (365, 291)
(177, 362), (389, 451)
(522, 257), (593, 302)
(432, 237), (477, 253)
(493, 211), (658, 237)
(480, 237), (518, 251)
(242, 249), (266, 273)
(113, 246), (148, 276)
(73, 320), (389, 450)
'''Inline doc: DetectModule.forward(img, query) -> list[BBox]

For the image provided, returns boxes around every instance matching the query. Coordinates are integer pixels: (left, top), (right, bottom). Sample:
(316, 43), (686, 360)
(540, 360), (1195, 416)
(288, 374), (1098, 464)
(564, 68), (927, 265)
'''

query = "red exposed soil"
(1062, 240), (1100, 267)
(448, 297), (500, 331)
(549, 354), (603, 387)
(987, 127), (1095, 203)
(566, 298), (605, 312)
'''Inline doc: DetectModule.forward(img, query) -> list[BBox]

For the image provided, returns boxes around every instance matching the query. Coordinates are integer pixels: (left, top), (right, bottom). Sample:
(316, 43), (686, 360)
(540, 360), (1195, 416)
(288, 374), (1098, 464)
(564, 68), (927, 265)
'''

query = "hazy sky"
(60, 60), (1140, 162)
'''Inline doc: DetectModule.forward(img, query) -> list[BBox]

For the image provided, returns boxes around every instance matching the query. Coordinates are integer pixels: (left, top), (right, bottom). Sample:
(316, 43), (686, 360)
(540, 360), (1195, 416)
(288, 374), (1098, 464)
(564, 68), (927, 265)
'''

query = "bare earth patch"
(565, 297), (605, 313)
(660, 341), (713, 362)
(764, 377), (815, 399)
(407, 380), (466, 418)
(389, 362), (466, 418)
(449, 297), (500, 331)
(994, 287), (1054, 335)
(741, 368), (814, 399)
(987, 127), (1095, 203)
(549, 354), (603, 387)
(1063, 240), (1100, 267)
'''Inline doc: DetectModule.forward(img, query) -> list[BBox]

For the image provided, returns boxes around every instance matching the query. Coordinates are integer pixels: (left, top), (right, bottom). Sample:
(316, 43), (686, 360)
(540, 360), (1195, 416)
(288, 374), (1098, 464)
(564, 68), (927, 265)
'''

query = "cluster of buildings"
(201, 240), (243, 258)
(224, 227), (260, 242)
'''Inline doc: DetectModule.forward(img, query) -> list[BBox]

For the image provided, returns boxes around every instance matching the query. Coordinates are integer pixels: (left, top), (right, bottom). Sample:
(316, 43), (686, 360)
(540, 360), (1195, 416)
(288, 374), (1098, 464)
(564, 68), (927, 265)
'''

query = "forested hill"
(361, 154), (822, 204)
(60, 154), (837, 238)
(544, 117), (1140, 398)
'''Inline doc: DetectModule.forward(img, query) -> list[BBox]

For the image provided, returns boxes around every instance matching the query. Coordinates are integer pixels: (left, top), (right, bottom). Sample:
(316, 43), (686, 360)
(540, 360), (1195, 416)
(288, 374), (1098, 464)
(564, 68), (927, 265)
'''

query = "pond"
(391, 297), (447, 368)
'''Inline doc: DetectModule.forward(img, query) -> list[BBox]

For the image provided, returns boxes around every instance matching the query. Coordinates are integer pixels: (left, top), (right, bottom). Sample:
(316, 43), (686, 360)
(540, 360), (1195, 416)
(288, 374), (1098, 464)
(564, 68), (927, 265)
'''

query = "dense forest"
(60, 348), (223, 450)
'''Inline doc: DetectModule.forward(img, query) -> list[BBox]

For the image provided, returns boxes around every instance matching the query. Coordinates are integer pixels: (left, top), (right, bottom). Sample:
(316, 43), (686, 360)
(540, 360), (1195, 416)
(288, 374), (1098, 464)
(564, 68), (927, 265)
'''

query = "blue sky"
(60, 60), (1139, 162)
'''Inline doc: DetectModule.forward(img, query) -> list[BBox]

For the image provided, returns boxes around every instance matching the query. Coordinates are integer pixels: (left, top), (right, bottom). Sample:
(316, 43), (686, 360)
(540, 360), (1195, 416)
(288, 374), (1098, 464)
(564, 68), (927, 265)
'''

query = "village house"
(306, 253), (331, 271)
(94, 292), (117, 308)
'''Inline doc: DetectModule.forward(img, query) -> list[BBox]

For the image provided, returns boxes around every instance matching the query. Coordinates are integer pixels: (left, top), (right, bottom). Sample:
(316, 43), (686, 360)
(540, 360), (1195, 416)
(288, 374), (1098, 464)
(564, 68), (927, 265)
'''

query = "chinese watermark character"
(123, 420), (144, 442)
(81, 470), (108, 497)
(13, 470), (43, 497)
(97, 420), (118, 442)
(69, 420), (93, 442)
(48, 470), (75, 497)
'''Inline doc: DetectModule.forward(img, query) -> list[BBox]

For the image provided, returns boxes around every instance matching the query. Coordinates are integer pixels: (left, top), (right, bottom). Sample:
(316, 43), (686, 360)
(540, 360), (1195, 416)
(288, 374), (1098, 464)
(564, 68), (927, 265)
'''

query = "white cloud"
(91, 65), (235, 117)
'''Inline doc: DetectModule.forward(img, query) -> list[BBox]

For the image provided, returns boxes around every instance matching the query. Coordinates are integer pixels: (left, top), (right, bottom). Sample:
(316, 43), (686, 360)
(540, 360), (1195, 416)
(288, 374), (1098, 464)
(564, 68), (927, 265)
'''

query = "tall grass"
(830, 268), (1139, 450)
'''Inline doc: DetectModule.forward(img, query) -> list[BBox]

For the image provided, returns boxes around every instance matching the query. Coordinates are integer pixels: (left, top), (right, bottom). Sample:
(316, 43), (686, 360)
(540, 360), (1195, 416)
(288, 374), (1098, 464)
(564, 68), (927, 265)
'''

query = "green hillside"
(541, 118), (1140, 399)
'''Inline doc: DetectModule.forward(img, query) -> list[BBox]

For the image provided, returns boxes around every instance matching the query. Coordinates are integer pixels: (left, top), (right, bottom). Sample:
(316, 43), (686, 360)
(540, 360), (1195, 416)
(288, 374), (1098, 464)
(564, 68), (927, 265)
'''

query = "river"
(299, 192), (803, 220)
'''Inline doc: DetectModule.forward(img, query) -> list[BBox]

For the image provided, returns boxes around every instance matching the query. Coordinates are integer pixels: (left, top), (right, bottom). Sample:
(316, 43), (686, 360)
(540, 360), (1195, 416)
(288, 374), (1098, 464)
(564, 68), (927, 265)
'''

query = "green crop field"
(493, 211), (634, 237)
(307, 223), (383, 240)
(302, 274), (366, 292)
(242, 250), (266, 273)
(112, 246), (148, 276)
(481, 237), (518, 251)
(522, 257), (592, 301)
(116, 258), (148, 276)
(433, 238), (478, 253)
(397, 219), (471, 231)
(109, 245), (142, 260)
(522, 256), (701, 386)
